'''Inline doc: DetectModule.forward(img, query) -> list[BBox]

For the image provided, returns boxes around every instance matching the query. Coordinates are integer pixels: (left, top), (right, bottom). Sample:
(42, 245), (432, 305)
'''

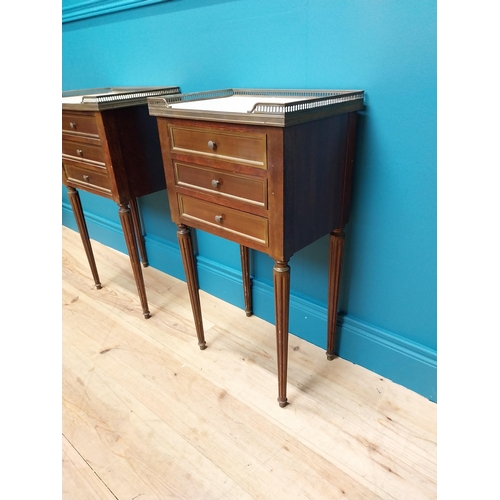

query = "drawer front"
(62, 112), (99, 137)
(63, 161), (111, 195)
(175, 162), (267, 208)
(62, 139), (106, 164)
(169, 126), (266, 168)
(178, 195), (268, 246)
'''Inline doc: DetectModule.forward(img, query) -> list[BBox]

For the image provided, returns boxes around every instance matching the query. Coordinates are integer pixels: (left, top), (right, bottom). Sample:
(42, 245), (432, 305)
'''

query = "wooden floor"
(62, 226), (437, 500)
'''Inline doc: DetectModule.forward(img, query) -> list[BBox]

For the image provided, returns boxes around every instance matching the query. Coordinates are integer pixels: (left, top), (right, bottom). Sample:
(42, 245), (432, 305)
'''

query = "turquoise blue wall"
(62, 0), (437, 401)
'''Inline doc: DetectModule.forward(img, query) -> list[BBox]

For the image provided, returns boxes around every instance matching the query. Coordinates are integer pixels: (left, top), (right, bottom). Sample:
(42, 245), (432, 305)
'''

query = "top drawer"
(169, 125), (267, 169)
(62, 111), (100, 138)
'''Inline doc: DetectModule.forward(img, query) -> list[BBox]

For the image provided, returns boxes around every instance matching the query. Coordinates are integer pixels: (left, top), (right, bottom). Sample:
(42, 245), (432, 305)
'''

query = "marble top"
(168, 95), (305, 113)
(62, 86), (181, 111)
(62, 93), (102, 105)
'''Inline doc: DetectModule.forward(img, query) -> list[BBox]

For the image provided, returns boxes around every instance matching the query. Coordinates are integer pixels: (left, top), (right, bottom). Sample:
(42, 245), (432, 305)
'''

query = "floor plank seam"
(63, 434), (120, 500)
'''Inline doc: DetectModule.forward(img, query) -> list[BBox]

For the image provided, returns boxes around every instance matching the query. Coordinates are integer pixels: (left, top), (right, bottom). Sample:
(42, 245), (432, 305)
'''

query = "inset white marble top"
(169, 95), (305, 113)
(62, 94), (102, 104)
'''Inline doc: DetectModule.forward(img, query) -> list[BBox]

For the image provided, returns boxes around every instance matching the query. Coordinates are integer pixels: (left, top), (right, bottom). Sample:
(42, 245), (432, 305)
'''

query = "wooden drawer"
(63, 160), (111, 195)
(174, 162), (267, 208)
(169, 125), (267, 168)
(62, 111), (100, 137)
(178, 195), (268, 247)
(62, 139), (106, 164)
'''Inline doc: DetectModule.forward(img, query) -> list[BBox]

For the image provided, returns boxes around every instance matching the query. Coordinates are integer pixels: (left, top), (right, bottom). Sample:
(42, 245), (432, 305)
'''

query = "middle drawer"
(62, 139), (106, 164)
(174, 162), (267, 208)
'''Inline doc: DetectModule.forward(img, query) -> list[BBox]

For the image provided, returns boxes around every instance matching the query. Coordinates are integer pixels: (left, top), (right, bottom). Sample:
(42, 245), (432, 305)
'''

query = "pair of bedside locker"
(62, 86), (365, 407)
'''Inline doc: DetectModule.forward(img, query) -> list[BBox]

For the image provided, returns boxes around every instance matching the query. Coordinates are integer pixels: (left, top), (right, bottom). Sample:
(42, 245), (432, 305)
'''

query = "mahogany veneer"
(149, 89), (364, 405)
(62, 86), (180, 318)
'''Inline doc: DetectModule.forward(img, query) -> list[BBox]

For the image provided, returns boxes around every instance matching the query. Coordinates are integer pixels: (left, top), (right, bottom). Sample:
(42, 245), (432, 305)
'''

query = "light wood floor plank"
(62, 226), (437, 499)
(63, 280), (381, 499)
(62, 435), (118, 500)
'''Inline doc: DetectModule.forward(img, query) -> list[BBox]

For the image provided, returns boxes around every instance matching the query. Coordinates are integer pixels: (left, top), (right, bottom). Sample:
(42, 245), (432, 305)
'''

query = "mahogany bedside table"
(62, 86), (180, 318)
(148, 88), (364, 405)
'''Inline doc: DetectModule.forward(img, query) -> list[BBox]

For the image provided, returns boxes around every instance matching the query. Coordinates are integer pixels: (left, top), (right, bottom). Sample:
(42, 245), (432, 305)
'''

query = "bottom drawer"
(63, 161), (112, 197)
(178, 195), (268, 247)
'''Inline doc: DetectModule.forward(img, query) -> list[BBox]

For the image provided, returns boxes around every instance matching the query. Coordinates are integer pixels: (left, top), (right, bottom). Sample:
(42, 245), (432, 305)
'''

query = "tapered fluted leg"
(129, 198), (149, 267)
(177, 224), (206, 350)
(326, 228), (345, 360)
(240, 245), (253, 317)
(273, 260), (290, 407)
(118, 203), (150, 319)
(67, 187), (102, 289)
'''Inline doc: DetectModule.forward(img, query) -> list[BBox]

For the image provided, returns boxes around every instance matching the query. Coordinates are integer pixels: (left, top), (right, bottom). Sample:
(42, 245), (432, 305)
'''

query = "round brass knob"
(76, 149), (83, 157)
(83, 175), (90, 182)
(207, 140), (216, 150)
(70, 122), (76, 129)
(215, 215), (223, 223)
(211, 179), (221, 188)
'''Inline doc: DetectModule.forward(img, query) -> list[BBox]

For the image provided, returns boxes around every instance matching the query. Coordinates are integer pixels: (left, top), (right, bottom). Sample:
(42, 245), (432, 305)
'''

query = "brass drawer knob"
(207, 140), (217, 150)
(76, 149), (83, 157)
(70, 122), (77, 130)
(211, 179), (221, 188)
(215, 215), (223, 224)
(83, 175), (90, 182)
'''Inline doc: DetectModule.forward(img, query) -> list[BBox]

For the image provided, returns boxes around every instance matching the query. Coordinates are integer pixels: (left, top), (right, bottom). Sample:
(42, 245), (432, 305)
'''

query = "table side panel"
(282, 113), (355, 257)
(339, 112), (359, 227)
(100, 106), (166, 204)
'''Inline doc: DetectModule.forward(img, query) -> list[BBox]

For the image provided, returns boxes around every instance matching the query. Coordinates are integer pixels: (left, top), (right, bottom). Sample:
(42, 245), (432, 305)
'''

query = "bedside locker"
(148, 88), (364, 405)
(63, 86), (180, 318)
